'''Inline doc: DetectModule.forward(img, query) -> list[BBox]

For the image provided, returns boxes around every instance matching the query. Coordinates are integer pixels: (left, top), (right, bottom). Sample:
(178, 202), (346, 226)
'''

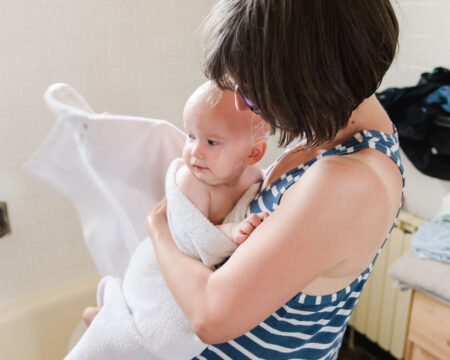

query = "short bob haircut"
(200, 0), (399, 147)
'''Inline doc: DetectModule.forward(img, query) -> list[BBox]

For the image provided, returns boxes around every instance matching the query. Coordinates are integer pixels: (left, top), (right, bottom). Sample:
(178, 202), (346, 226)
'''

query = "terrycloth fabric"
(388, 250), (450, 305)
(65, 238), (205, 360)
(63, 276), (156, 360)
(23, 83), (186, 277)
(65, 158), (258, 360)
(411, 221), (450, 263)
(165, 158), (238, 266)
(26, 83), (261, 359)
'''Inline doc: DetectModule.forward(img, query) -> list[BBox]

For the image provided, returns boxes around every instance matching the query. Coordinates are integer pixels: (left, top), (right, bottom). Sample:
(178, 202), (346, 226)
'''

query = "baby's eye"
(188, 134), (195, 140)
(207, 139), (219, 146)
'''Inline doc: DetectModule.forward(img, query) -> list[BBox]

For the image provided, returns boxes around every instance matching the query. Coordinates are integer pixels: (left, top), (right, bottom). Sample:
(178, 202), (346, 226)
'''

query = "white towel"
(64, 237), (206, 360)
(166, 158), (239, 266)
(63, 275), (156, 360)
(24, 83), (186, 277)
(65, 158), (259, 359)
(388, 250), (450, 306)
(26, 84), (261, 359)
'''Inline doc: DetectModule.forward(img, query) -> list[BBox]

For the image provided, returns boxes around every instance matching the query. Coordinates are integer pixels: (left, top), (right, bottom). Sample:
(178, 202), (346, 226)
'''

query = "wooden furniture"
(404, 290), (450, 360)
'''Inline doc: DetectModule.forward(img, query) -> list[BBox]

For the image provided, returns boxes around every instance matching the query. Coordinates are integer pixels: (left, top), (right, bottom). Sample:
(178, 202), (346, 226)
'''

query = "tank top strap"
(248, 123), (405, 216)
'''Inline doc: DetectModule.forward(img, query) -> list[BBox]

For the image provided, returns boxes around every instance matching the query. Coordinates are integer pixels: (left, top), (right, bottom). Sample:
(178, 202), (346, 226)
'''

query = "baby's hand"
(231, 212), (269, 245)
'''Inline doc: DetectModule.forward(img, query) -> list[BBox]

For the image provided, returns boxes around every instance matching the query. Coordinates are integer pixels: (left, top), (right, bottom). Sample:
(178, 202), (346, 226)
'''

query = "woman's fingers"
(146, 197), (167, 234)
(82, 306), (100, 327)
(155, 196), (167, 212)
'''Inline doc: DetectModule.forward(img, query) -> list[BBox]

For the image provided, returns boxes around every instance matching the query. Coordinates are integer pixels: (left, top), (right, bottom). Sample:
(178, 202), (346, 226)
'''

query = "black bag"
(376, 67), (450, 180)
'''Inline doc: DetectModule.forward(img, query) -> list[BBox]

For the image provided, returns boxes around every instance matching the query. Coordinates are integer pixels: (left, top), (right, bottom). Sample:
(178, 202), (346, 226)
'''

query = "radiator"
(348, 211), (425, 359)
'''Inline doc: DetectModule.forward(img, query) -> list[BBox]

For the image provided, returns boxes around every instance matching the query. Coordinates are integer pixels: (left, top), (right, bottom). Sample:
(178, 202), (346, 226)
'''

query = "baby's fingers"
(234, 232), (249, 245)
(240, 220), (256, 235)
(257, 212), (270, 221)
(246, 213), (263, 228)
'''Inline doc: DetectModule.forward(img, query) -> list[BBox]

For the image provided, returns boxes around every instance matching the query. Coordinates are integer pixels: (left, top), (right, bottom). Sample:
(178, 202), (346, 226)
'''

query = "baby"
(177, 81), (269, 244)
(68, 82), (269, 360)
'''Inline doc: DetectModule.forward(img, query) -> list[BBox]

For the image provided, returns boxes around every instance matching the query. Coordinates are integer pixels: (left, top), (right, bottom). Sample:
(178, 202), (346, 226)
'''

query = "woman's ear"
(245, 140), (267, 165)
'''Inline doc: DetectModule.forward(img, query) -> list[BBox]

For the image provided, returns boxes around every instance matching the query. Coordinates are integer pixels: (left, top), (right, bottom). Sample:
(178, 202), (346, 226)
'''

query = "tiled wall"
(0, 0), (215, 307)
(0, 0), (449, 306)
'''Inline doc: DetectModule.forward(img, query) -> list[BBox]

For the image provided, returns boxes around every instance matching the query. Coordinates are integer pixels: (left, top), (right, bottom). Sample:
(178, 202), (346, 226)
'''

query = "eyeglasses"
(236, 85), (260, 114)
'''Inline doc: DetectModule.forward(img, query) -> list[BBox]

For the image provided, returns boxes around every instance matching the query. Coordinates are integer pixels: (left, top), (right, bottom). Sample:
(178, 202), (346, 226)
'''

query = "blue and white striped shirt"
(194, 125), (405, 360)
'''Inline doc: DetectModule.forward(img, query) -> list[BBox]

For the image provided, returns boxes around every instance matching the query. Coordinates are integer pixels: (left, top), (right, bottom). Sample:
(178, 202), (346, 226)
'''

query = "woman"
(147, 1), (403, 359)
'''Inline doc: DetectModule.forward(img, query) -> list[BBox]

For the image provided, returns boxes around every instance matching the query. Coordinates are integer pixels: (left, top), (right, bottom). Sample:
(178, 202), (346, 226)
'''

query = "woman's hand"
(144, 196), (214, 341)
(146, 196), (171, 243)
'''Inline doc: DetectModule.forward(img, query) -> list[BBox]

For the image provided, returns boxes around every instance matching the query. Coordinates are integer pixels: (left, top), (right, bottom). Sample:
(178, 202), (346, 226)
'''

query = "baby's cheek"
(218, 144), (234, 156)
(216, 149), (234, 164)
(182, 143), (190, 162)
(217, 149), (242, 171)
(223, 145), (244, 160)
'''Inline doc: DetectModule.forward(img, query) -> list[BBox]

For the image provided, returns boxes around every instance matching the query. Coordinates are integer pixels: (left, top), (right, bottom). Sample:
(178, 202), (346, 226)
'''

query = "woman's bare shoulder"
(285, 152), (402, 273)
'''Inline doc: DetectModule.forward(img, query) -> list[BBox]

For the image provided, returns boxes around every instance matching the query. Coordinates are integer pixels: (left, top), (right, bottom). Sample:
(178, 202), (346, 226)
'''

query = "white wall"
(0, 0), (216, 307)
(0, 0), (449, 307)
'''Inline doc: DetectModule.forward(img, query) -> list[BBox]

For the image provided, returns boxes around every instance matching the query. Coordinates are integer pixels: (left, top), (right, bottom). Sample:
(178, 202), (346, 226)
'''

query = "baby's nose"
(192, 142), (204, 158)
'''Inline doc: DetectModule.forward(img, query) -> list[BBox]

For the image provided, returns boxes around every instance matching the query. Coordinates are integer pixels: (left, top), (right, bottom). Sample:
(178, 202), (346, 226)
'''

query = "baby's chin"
(190, 168), (233, 187)
(191, 171), (220, 186)
(200, 173), (243, 188)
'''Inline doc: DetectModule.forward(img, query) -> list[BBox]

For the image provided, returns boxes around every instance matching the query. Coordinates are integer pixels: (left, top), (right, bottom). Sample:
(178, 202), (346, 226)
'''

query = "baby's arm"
(176, 163), (269, 245)
(175, 164), (211, 218)
(218, 212), (269, 245)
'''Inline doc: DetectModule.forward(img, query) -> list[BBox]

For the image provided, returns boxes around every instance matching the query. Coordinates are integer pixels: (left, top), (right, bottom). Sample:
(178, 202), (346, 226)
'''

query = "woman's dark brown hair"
(200, 0), (399, 147)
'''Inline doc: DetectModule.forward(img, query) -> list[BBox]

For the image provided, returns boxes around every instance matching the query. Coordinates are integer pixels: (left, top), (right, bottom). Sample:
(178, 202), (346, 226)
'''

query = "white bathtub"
(0, 276), (99, 360)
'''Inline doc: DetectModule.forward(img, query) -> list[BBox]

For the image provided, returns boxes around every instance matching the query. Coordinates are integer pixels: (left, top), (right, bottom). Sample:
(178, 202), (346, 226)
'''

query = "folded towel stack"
(388, 250), (450, 306)
(411, 221), (450, 263)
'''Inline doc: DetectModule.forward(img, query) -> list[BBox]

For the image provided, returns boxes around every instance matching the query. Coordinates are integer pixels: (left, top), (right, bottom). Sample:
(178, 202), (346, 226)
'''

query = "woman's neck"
(320, 94), (393, 149)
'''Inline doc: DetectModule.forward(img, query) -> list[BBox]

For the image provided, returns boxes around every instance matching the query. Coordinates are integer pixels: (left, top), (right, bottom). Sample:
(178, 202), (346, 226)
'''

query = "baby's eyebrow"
(205, 133), (226, 140)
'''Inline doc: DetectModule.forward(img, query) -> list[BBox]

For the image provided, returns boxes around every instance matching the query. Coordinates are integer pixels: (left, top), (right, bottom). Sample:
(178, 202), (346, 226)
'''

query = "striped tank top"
(193, 125), (405, 360)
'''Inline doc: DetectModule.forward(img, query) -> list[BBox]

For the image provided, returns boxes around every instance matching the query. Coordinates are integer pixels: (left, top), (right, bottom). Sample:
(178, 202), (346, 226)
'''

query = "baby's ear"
(245, 140), (267, 165)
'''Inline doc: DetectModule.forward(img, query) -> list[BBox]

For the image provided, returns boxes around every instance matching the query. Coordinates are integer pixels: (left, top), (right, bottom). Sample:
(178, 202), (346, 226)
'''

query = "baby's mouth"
(190, 158), (207, 170)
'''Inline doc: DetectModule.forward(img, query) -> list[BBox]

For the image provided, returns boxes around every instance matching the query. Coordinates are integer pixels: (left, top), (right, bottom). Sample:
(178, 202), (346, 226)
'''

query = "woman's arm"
(147, 156), (389, 344)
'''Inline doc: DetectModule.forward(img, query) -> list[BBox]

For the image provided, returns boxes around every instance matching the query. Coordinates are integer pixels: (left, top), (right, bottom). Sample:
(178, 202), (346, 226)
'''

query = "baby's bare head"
(183, 81), (270, 146)
(182, 81), (269, 186)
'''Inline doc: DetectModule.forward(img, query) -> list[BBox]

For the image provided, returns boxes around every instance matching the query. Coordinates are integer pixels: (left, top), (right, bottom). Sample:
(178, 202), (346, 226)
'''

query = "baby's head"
(182, 81), (269, 186)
